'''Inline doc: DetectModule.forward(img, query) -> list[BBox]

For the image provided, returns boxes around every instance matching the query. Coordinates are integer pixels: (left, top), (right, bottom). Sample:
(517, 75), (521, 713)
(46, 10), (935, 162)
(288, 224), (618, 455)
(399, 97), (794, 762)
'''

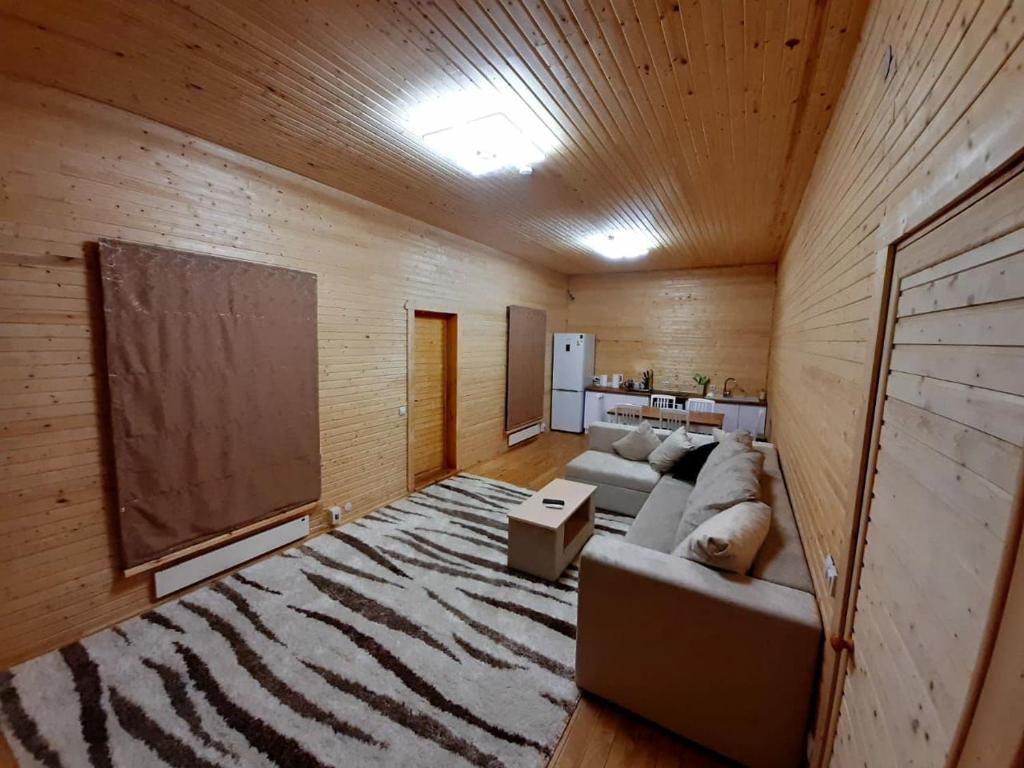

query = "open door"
(408, 310), (458, 489)
(829, 159), (1024, 766)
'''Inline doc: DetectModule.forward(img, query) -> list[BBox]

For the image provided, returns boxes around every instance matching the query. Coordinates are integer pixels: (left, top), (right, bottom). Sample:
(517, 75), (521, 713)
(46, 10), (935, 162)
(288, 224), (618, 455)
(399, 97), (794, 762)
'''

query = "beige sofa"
(567, 422), (821, 768)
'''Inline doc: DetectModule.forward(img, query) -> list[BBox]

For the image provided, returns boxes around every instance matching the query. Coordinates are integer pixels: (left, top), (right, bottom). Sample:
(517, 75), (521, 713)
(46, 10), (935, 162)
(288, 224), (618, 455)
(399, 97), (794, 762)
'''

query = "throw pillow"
(712, 427), (754, 447)
(675, 500), (772, 574)
(670, 441), (718, 482)
(611, 421), (661, 461)
(648, 427), (694, 473)
(674, 449), (764, 546)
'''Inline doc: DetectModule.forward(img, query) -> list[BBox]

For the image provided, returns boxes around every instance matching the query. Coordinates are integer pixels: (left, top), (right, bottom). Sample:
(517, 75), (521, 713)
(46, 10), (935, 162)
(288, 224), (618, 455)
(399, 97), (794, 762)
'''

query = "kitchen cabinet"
(715, 402), (767, 437)
(737, 404), (767, 437)
(717, 403), (740, 432)
(712, 403), (770, 438)
(583, 389), (648, 431)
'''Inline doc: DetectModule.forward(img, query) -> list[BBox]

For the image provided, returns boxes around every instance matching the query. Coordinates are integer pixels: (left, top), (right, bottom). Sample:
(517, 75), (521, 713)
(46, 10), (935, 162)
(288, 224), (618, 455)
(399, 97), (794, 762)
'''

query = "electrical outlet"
(329, 505), (342, 525)
(343, 501), (353, 513)
(824, 554), (838, 597)
(399, 405), (408, 416)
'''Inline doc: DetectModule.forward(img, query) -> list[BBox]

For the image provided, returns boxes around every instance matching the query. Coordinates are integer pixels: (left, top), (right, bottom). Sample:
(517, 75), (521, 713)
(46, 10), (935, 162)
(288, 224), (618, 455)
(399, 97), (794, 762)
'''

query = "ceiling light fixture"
(407, 89), (556, 177)
(582, 229), (658, 260)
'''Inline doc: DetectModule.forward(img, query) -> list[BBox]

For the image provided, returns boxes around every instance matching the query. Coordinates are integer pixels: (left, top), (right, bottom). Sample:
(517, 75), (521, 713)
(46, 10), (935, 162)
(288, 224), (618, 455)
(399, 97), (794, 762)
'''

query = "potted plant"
(692, 373), (711, 397)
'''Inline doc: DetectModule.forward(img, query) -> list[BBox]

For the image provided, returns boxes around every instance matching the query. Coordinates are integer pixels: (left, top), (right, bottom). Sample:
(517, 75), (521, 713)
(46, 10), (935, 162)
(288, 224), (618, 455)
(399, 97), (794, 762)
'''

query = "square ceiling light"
(582, 229), (658, 260)
(407, 89), (556, 176)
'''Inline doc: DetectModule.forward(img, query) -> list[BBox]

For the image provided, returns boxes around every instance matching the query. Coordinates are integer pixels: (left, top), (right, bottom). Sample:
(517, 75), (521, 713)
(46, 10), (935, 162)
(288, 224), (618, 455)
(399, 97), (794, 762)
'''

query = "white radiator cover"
(508, 423), (542, 446)
(154, 515), (310, 598)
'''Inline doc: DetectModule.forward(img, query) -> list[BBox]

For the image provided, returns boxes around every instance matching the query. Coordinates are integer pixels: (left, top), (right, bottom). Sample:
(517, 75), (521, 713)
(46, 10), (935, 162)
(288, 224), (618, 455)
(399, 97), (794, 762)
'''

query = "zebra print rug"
(0, 473), (630, 768)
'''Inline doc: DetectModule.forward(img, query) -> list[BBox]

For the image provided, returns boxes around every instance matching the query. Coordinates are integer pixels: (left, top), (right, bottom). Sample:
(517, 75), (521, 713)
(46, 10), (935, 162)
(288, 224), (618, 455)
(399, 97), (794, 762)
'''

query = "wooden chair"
(650, 393), (676, 410)
(613, 404), (642, 425)
(685, 397), (717, 432)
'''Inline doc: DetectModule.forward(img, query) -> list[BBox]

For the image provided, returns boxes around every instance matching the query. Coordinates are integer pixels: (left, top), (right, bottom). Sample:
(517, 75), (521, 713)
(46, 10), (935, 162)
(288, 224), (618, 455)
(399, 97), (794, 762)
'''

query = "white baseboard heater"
(508, 422), (542, 447)
(154, 515), (310, 598)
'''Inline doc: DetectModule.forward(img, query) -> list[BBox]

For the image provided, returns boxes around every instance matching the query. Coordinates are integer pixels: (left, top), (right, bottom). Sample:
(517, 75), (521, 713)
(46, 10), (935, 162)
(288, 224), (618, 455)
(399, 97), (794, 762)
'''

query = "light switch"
(399, 405), (407, 416)
(824, 554), (838, 597)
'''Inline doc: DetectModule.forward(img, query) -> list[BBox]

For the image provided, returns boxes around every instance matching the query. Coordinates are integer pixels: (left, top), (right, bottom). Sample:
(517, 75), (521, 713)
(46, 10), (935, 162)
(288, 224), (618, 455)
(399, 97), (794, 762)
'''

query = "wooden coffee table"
(507, 478), (597, 580)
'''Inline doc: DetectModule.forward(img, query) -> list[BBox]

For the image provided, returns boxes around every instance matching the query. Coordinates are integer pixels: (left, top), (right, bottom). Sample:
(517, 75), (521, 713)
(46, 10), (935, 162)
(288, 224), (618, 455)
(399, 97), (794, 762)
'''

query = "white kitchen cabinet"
(717, 403), (740, 432)
(711, 401), (768, 437)
(583, 390), (648, 431)
(737, 404), (768, 437)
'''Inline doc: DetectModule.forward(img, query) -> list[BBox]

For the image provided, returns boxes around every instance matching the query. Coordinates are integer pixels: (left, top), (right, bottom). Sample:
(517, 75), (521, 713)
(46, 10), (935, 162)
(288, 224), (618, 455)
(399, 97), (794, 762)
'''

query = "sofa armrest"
(576, 536), (821, 768)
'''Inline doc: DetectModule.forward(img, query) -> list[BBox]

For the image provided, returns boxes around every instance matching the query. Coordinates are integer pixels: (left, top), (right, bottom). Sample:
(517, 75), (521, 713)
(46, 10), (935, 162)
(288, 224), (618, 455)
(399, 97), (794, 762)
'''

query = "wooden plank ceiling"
(0, 0), (864, 274)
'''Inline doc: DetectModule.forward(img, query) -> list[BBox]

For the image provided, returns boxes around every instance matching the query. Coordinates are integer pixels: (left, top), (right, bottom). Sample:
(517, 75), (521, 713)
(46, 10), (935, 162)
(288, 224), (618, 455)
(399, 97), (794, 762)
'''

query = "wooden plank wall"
(0, 76), (569, 669)
(567, 265), (776, 396)
(767, 0), (1024, 754)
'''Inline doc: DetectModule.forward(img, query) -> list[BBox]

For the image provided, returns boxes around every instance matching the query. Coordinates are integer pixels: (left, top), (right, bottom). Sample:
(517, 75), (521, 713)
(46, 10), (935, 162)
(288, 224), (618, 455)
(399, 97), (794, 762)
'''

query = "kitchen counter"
(586, 385), (652, 396)
(585, 385), (766, 406)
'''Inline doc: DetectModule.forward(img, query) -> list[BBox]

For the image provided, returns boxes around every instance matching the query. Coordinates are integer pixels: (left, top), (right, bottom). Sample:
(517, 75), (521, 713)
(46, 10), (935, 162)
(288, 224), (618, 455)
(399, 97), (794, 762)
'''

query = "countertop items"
(586, 385), (652, 395)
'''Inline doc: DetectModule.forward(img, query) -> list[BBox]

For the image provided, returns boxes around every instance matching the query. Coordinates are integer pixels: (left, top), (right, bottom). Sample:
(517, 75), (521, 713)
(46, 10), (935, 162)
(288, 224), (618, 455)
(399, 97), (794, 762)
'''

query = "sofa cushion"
(565, 450), (662, 493)
(696, 438), (753, 482)
(624, 476), (693, 553)
(712, 427), (754, 447)
(675, 500), (772, 574)
(675, 449), (764, 546)
(749, 446), (814, 593)
(612, 421), (661, 461)
(647, 428), (694, 473)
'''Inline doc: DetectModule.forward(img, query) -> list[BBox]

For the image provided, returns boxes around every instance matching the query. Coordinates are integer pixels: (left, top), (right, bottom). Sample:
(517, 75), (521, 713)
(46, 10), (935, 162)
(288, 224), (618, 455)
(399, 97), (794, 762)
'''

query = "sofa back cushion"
(695, 436), (753, 482)
(749, 445), (814, 593)
(711, 427), (754, 447)
(674, 448), (764, 546)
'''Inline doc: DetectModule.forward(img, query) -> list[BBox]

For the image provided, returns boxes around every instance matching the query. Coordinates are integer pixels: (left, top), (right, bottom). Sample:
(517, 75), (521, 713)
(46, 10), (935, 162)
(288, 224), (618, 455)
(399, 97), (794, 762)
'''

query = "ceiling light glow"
(582, 230), (658, 260)
(408, 90), (556, 177)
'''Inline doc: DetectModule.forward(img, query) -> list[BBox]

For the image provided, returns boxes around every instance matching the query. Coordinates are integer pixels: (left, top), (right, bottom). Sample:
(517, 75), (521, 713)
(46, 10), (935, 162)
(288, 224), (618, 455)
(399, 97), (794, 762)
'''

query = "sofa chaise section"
(577, 538), (820, 768)
(564, 422), (672, 515)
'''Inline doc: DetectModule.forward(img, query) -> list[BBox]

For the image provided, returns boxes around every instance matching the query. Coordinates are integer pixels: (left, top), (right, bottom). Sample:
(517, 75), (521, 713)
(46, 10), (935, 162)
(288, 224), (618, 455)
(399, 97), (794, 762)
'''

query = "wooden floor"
(0, 431), (729, 768)
(468, 430), (589, 491)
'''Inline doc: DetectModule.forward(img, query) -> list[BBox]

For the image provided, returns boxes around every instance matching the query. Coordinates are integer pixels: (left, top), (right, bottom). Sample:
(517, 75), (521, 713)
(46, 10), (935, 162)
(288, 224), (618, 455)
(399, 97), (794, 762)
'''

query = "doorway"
(408, 310), (458, 489)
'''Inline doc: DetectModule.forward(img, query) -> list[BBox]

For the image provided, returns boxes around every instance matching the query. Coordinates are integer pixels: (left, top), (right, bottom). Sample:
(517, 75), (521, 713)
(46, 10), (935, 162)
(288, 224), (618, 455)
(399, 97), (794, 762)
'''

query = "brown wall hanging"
(98, 239), (320, 569)
(505, 305), (547, 433)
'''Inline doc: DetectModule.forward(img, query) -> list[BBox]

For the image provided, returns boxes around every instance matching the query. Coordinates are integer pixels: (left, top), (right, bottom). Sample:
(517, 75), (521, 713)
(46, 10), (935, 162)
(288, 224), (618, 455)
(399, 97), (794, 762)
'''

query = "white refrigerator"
(551, 333), (595, 432)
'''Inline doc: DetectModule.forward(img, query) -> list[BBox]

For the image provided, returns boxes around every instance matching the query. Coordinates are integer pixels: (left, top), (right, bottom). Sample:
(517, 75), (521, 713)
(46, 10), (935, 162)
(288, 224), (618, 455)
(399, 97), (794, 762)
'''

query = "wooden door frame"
(811, 244), (897, 767)
(407, 306), (458, 491)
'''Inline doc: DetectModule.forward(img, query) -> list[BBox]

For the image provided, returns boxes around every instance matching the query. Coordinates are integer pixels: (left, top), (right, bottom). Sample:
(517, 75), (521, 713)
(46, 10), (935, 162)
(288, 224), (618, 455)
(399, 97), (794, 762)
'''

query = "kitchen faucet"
(723, 377), (736, 397)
